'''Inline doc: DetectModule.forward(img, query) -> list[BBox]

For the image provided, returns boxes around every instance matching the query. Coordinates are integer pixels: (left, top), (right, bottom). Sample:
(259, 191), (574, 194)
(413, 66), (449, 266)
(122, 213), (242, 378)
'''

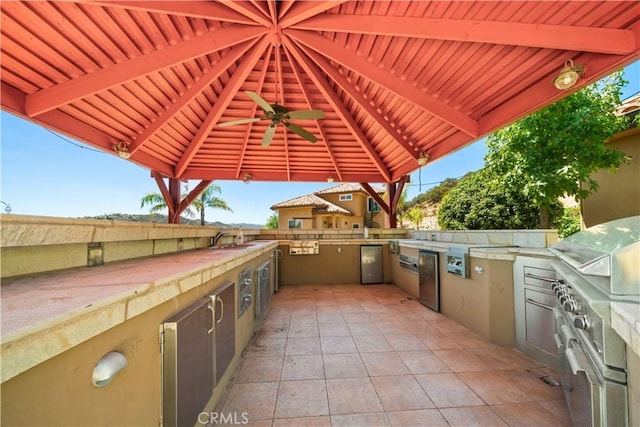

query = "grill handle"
(524, 273), (557, 283)
(525, 298), (554, 310)
(565, 344), (602, 386)
(554, 333), (565, 351)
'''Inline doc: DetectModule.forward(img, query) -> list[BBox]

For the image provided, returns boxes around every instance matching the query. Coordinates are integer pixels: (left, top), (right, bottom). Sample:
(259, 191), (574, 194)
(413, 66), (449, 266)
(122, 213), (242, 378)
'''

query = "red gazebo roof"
(2, 1), (639, 184)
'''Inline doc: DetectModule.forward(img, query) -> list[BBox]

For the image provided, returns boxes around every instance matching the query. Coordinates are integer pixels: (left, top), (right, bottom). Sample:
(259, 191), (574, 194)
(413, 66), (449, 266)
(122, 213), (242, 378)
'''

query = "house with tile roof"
(270, 183), (386, 229)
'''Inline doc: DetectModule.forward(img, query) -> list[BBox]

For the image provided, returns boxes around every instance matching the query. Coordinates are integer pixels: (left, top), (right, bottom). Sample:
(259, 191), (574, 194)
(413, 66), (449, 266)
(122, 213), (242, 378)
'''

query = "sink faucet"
(212, 231), (228, 247)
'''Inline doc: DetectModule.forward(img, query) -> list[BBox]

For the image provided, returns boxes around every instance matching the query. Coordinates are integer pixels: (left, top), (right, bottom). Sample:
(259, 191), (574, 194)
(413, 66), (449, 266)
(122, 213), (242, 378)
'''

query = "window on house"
(339, 194), (353, 201)
(352, 223), (360, 229)
(288, 219), (302, 229)
(368, 197), (381, 212)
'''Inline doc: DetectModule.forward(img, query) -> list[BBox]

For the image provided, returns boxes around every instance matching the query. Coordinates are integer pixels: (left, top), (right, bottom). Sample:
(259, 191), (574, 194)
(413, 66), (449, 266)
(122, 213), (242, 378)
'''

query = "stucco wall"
(582, 128), (640, 227)
(0, 252), (272, 427)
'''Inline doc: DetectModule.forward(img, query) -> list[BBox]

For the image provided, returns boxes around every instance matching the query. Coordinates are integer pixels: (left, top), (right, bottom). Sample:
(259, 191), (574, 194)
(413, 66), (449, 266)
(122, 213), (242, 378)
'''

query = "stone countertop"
(611, 302), (640, 358)
(0, 240), (278, 383)
(397, 239), (553, 260)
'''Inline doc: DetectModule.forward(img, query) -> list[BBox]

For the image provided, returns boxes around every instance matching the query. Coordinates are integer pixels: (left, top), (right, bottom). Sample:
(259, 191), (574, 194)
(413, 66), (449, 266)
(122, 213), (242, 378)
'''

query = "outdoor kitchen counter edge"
(398, 239), (552, 260)
(611, 302), (640, 358)
(0, 240), (278, 383)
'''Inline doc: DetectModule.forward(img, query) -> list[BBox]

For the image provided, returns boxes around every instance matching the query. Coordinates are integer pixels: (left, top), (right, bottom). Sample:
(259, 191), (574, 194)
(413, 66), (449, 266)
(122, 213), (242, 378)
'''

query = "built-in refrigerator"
(418, 249), (440, 311)
(361, 245), (383, 284)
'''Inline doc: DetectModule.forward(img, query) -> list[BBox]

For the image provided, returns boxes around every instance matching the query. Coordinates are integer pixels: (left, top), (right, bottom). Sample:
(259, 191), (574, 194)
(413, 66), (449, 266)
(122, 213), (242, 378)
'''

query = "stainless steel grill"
(548, 216), (639, 426)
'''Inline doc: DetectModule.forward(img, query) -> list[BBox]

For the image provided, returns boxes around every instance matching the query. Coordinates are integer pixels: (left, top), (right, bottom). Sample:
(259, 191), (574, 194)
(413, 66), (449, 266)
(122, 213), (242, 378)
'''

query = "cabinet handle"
(216, 295), (224, 324)
(525, 298), (554, 310)
(524, 273), (557, 283)
(207, 295), (216, 334)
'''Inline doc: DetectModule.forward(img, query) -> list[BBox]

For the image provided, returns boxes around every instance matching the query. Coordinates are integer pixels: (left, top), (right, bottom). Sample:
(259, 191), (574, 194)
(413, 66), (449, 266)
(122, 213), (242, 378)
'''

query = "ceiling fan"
(218, 91), (325, 146)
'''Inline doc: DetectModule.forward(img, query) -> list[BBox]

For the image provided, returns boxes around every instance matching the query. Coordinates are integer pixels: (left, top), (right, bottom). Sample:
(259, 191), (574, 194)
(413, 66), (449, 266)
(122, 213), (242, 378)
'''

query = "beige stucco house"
(270, 183), (387, 229)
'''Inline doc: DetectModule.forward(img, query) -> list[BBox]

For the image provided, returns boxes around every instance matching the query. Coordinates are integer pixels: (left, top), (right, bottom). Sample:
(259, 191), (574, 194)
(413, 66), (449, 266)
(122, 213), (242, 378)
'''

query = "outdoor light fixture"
(242, 173), (252, 184)
(1, 201), (11, 214)
(92, 351), (128, 388)
(553, 59), (585, 90)
(417, 152), (429, 166)
(327, 175), (334, 183)
(113, 141), (131, 159)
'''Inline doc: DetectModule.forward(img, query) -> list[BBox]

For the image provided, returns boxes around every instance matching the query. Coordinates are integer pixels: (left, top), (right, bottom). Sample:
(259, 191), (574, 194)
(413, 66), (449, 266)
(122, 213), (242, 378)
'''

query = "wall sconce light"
(242, 173), (252, 184)
(553, 59), (585, 90)
(113, 141), (131, 159)
(417, 152), (429, 166)
(327, 175), (334, 183)
(92, 351), (128, 388)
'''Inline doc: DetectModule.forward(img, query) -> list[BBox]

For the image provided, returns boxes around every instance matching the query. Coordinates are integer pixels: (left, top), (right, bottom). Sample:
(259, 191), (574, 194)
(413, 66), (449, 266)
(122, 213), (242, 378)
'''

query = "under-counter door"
(419, 250), (440, 312)
(214, 282), (236, 384)
(361, 245), (383, 284)
(162, 296), (214, 427)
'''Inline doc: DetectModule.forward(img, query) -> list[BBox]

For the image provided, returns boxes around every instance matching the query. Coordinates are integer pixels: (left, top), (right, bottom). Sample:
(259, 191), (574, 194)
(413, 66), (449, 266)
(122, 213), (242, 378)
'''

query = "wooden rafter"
(220, 1), (272, 27)
(285, 36), (392, 182)
(92, 1), (255, 24)
(279, 1), (349, 28)
(130, 40), (257, 155)
(25, 25), (268, 117)
(275, 44), (291, 181)
(175, 37), (271, 178)
(287, 29), (479, 137)
(291, 15), (637, 55)
(285, 47), (343, 181)
(300, 45), (419, 161)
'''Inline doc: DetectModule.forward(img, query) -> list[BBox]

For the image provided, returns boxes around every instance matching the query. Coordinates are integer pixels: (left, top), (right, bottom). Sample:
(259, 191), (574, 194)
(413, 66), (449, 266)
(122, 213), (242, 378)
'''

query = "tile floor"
(217, 284), (570, 426)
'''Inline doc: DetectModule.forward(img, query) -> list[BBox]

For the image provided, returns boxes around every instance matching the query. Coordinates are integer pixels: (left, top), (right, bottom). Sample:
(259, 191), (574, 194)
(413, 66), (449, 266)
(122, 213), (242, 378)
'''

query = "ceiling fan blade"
(262, 124), (277, 146)
(286, 110), (325, 120)
(284, 122), (318, 143)
(245, 91), (274, 113)
(218, 117), (263, 127)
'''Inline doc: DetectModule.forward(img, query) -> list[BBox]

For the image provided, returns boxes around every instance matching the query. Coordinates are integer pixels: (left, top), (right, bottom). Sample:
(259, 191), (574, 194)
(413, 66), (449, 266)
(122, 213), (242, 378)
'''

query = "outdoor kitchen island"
(1, 237), (278, 427)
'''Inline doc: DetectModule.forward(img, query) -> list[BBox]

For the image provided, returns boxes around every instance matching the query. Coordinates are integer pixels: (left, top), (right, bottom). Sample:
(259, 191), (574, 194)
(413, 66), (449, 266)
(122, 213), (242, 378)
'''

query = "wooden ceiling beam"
(220, 1), (272, 27)
(284, 47), (343, 181)
(177, 179), (212, 214)
(174, 37), (271, 178)
(275, 44), (292, 182)
(300, 45), (419, 162)
(279, 1), (348, 28)
(25, 25), (267, 117)
(181, 168), (385, 183)
(288, 29), (479, 138)
(90, 1), (256, 24)
(291, 15), (637, 55)
(284, 36), (392, 182)
(130, 40), (257, 155)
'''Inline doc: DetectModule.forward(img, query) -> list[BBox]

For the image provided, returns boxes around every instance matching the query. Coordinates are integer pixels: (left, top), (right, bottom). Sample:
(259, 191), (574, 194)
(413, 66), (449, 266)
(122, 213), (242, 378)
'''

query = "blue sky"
(1, 62), (638, 226)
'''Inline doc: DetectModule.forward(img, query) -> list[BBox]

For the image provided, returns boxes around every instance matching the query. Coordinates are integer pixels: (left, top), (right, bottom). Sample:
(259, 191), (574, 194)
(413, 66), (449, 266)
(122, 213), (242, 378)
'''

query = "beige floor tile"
(440, 406), (508, 426)
(221, 382), (279, 420)
(374, 320), (410, 334)
(361, 303), (389, 313)
(432, 349), (492, 372)
(330, 413), (389, 426)
(414, 373), (484, 408)
(471, 347), (543, 370)
(317, 309), (343, 323)
(274, 379), (329, 418)
(285, 337), (322, 355)
(321, 336), (358, 354)
(318, 321), (351, 337)
(415, 329), (462, 350)
(272, 416), (331, 426)
(339, 304), (365, 313)
(393, 312), (425, 325)
(347, 321), (382, 336)
(458, 370), (564, 405)
(360, 352), (410, 376)
(384, 334), (427, 351)
(287, 323), (319, 338)
(323, 353), (368, 379)
(235, 356), (283, 383)
(491, 402), (569, 426)
(353, 334), (393, 353)
(342, 312), (371, 323)
(385, 409), (449, 426)
(281, 355), (325, 381)
(258, 325), (289, 339)
(450, 331), (494, 349)
(371, 375), (435, 411)
(326, 377), (384, 415)
(367, 312), (398, 323)
(246, 338), (286, 358)
(396, 350), (451, 374)
(538, 399), (572, 423)
(431, 318), (472, 334)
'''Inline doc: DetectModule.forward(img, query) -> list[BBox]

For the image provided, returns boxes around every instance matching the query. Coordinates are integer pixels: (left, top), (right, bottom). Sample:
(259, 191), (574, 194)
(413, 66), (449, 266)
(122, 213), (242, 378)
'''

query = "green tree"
(140, 183), (232, 225)
(486, 71), (630, 227)
(437, 168), (562, 230)
(265, 213), (279, 229)
(403, 206), (425, 230)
